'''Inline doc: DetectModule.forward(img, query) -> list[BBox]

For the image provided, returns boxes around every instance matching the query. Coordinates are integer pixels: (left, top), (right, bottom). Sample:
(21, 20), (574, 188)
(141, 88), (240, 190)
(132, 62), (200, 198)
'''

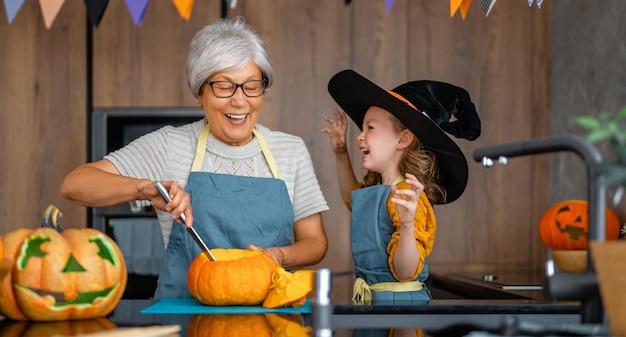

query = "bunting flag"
(528, 0), (543, 8)
(3, 0), (24, 24)
(385, 0), (394, 14)
(84, 0), (109, 27)
(225, 0), (238, 9)
(482, 0), (496, 16)
(39, 0), (64, 29)
(450, 0), (472, 20)
(172, 0), (194, 21)
(124, 0), (150, 26)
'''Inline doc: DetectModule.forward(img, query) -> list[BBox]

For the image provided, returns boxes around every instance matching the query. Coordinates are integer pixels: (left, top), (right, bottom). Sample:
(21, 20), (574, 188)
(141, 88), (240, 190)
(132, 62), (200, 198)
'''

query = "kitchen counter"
(0, 298), (601, 337)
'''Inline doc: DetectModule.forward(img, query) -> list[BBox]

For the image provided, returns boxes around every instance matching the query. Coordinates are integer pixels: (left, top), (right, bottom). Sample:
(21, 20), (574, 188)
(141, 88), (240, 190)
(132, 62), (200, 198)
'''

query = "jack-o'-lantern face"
(539, 200), (621, 250)
(0, 227), (127, 321)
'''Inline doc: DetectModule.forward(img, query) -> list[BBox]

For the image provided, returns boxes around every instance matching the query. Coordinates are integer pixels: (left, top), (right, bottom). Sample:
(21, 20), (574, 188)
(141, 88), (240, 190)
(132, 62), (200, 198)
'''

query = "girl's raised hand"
(321, 108), (349, 154)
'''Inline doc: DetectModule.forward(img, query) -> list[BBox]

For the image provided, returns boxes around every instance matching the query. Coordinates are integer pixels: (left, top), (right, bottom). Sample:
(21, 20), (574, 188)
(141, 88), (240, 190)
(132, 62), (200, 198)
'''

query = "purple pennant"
(125, 0), (150, 26)
(4, 0), (25, 24)
(385, 0), (394, 14)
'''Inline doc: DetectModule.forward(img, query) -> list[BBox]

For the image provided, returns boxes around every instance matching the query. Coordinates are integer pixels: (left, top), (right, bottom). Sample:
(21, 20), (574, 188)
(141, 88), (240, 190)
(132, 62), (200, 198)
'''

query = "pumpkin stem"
(41, 205), (63, 233)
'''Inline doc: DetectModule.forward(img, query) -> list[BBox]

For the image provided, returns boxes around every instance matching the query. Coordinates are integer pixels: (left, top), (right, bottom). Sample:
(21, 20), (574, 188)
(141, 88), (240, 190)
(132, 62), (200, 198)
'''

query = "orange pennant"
(172, 0), (195, 21)
(450, 0), (472, 20)
(39, 0), (65, 29)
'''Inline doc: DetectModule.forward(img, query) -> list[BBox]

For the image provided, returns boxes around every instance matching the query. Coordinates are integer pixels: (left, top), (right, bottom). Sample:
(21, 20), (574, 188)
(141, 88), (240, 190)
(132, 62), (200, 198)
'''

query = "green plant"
(576, 106), (626, 202)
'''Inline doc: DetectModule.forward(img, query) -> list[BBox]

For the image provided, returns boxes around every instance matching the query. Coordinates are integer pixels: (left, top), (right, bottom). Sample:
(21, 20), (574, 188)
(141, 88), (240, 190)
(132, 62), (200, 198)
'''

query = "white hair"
(186, 16), (274, 98)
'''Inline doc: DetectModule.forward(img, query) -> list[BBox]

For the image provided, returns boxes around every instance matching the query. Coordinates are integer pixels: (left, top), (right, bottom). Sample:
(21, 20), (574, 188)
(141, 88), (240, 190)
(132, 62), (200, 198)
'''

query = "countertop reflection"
(0, 299), (593, 337)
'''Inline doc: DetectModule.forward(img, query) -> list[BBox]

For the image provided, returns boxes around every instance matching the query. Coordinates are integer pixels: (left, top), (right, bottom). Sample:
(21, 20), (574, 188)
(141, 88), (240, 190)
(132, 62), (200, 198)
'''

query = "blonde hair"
(362, 113), (446, 203)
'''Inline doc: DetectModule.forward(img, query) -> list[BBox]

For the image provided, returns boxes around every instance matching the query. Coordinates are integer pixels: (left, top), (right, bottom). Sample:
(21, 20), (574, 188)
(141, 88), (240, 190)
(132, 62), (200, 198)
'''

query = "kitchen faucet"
(474, 134), (606, 324)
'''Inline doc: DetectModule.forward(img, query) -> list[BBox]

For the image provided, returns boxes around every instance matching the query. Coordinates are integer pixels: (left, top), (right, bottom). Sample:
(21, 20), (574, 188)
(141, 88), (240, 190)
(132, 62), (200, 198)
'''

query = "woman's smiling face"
(198, 61), (265, 146)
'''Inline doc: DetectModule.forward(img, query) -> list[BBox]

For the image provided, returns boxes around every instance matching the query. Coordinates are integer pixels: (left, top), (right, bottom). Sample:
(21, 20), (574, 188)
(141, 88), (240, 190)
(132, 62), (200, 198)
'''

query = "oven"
(89, 107), (205, 298)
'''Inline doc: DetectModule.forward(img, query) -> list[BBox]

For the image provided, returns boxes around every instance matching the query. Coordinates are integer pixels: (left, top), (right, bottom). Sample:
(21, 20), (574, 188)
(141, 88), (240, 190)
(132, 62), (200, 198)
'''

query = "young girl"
(322, 70), (480, 304)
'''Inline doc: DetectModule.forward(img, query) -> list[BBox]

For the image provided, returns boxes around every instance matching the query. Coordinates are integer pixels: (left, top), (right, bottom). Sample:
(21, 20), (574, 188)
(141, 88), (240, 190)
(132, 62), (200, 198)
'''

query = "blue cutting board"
(141, 298), (311, 315)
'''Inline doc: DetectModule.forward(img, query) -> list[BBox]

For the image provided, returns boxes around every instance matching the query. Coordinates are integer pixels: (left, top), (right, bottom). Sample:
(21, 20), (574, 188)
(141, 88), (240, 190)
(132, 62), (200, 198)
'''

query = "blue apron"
(350, 184), (431, 304)
(154, 124), (294, 299)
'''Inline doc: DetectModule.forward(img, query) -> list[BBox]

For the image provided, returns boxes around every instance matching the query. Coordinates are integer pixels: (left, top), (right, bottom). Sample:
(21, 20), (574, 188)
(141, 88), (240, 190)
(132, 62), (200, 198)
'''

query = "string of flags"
(2, 0), (199, 28)
(453, 0), (544, 19)
(2, 0), (545, 30)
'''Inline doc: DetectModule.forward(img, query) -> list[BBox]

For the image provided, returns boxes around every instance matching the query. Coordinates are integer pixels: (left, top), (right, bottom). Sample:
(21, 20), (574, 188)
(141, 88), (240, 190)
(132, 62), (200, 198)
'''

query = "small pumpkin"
(187, 248), (278, 306)
(539, 199), (621, 250)
(0, 206), (127, 321)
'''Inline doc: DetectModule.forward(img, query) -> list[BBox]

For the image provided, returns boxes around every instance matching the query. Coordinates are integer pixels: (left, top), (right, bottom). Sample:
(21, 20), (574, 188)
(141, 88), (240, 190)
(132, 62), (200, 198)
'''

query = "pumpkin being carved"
(0, 206), (127, 321)
(539, 199), (621, 250)
(187, 248), (315, 308)
(187, 248), (277, 306)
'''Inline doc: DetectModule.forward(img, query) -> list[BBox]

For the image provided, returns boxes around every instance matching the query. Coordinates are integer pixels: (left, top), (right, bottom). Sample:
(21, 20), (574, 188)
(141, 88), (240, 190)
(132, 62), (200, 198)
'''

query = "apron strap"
(352, 277), (423, 305)
(191, 123), (281, 179)
(391, 175), (405, 185)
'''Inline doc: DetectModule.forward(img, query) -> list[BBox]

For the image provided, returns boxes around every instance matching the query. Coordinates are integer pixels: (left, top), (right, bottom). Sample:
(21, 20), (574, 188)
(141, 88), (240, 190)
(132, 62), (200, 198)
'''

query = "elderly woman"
(60, 17), (329, 299)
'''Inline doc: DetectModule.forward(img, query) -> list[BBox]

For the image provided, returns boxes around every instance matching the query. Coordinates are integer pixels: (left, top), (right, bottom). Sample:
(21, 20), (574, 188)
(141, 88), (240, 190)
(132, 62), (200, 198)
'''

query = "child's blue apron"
(350, 184), (431, 304)
(154, 123), (293, 299)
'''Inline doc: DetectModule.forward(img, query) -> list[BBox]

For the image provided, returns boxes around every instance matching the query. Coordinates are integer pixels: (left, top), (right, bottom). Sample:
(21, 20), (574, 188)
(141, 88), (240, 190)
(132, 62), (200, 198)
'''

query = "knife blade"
(155, 181), (217, 261)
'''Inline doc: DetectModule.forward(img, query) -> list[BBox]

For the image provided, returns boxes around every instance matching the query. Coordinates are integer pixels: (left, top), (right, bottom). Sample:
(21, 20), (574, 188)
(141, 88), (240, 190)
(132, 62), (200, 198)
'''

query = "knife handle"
(155, 182), (216, 261)
(155, 181), (187, 223)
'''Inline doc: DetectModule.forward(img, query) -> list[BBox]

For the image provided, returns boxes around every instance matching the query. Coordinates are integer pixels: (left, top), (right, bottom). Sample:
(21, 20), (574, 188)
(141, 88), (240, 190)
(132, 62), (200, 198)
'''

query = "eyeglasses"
(205, 79), (267, 98)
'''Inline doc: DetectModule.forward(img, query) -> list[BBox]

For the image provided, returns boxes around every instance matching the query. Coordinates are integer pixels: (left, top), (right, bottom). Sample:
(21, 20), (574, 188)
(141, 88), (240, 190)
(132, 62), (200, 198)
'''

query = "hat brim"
(327, 69), (468, 204)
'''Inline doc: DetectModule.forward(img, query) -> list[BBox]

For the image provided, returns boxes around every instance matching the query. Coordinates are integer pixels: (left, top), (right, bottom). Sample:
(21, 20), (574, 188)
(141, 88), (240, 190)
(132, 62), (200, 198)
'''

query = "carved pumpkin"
(0, 206), (127, 321)
(187, 248), (277, 306)
(187, 248), (315, 308)
(0, 317), (116, 337)
(539, 200), (621, 250)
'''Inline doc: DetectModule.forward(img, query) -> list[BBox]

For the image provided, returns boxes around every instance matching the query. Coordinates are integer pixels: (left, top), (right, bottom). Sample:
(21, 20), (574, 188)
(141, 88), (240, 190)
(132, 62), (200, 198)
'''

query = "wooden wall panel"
(403, 1), (551, 279)
(92, 1), (222, 107)
(0, 0), (87, 230)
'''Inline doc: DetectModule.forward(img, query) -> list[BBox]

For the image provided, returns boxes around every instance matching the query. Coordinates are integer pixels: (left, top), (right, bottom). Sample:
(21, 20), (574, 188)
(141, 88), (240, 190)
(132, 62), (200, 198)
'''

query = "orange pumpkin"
(0, 207), (127, 321)
(186, 313), (311, 337)
(187, 248), (277, 306)
(0, 317), (116, 337)
(539, 200), (621, 250)
(186, 314), (272, 337)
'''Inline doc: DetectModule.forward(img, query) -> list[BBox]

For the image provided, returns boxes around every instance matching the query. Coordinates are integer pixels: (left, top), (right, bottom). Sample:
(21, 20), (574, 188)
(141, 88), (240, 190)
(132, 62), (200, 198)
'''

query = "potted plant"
(576, 105), (626, 237)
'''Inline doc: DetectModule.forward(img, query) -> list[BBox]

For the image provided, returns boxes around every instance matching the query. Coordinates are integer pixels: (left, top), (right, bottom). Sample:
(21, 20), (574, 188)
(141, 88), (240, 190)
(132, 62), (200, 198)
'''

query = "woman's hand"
(248, 244), (285, 266)
(148, 180), (194, 227)
(390, 173), (424, 229)
(321, 108), (349, 154)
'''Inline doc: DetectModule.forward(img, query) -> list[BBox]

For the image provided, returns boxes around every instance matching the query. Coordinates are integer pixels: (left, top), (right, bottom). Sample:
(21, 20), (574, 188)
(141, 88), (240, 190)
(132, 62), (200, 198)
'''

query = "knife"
(155, 181), (217, 261)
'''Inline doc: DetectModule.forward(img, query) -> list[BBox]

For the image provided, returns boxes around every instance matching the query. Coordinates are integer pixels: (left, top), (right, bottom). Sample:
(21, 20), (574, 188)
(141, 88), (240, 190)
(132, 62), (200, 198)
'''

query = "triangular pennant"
(528, 0), (544, 9)
(124, 0), (150, 26)
(528, 0), (533, 6)
(39, 0), (65, 29)
(385, 0), (394, 14)
(84, 0), (109, 27)
(172, 0), (194, 21)
(225, 0), (237, 9)
(536, 0), (543, 8)
(4, 0), (25, 24)
(450, 0), (472, 20)
(481, 0), (496, 16)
